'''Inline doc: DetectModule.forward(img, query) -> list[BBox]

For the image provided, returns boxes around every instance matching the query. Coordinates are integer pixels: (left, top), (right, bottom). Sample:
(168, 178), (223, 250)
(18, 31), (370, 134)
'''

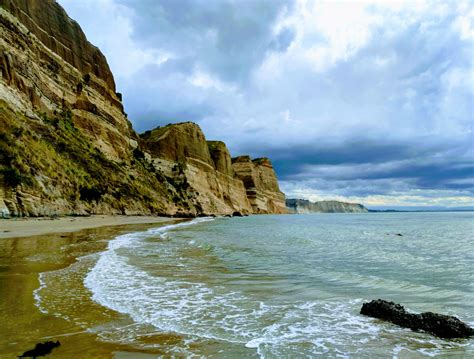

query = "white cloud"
(189, 70), (236, 92)
(453, 0), (474, 40)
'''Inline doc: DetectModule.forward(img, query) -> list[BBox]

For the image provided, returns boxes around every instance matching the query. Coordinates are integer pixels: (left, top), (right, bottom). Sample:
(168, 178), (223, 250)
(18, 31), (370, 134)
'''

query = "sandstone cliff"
(0, 0), (286, 217)
(286, 199), (368, 213)
(140, 122), (253, 216)
(232, 156), (287, 214)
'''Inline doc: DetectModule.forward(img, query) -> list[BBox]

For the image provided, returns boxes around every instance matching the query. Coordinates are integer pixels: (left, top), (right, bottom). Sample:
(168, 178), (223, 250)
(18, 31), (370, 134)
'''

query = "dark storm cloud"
(115, 0), (293, 83)
(247, 135), (473, 197)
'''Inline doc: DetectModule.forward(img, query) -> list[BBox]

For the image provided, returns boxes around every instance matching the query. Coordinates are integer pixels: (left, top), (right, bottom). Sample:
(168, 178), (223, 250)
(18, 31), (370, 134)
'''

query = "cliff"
(0, 0), (286, 217)
(232, 156), (288, 214)
(140, 123), (252, 216)
(286, 199), (368, 213)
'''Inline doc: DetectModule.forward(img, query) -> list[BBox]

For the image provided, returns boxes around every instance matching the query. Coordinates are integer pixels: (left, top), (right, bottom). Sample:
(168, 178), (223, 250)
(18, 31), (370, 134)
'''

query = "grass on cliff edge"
(0, 100), (178, 214)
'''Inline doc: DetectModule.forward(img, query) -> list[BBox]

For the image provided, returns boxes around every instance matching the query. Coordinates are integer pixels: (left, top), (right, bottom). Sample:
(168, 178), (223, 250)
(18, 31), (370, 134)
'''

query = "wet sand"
(0, 215), (175, 239)
(0, 219), (186, 358)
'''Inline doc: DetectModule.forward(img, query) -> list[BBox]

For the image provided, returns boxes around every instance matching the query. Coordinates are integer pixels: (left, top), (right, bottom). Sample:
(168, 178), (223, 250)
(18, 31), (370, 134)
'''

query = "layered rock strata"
(0, 0), (131, 160)
(232, 156), (287, 214)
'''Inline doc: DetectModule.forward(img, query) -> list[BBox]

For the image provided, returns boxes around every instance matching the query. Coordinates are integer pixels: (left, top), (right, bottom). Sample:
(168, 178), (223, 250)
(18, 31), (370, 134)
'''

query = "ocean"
(32, 213), (473, 357)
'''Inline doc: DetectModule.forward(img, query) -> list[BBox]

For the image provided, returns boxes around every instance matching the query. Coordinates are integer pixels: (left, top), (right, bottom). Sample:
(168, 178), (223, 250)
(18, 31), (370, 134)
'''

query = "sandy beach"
(0, 218), (187, 358)
(0, 216), (178, 239)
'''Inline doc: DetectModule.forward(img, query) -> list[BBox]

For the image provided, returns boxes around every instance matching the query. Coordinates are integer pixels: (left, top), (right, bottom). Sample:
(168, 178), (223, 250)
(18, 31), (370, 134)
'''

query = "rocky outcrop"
(232, 156), (288, 214)
(286, 199), (368, 213)
(141, 122), (252, 216)
(141, 122), (286, 215)
(141, 122), (213, 167)
(0, 1), (286, 217)
(361, 299), (474, 339)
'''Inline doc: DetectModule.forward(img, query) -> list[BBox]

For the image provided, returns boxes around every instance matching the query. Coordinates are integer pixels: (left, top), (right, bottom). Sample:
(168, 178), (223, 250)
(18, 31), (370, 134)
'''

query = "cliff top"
(252, 157), (273, 167)
(232, 155), (251, 163)
(207, 140), (227, 150)
(140, 122), (200, 140)
(231, 156), (274, 167)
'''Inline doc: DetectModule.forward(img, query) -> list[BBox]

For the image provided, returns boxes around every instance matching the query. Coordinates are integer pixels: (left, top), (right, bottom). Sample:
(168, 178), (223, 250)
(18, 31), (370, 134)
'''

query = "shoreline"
(0, 215), (182, 239)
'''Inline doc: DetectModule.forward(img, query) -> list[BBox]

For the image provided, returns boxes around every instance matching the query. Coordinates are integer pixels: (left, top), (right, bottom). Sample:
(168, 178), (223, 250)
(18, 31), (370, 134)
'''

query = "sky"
(58, 0), (473, 209)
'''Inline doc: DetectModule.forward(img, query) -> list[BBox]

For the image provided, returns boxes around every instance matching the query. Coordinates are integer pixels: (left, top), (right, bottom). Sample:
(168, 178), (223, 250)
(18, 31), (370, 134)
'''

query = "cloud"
(115, 0), (294, 82)
(58, 0), (474, 207)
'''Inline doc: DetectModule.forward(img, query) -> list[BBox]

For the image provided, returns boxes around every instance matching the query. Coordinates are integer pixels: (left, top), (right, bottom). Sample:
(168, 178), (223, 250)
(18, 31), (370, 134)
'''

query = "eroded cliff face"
(0, 1), (131, 160)
(286, 199), (368, 213)
(0, 0), (286, 217)
(1, 0), (116, 90)
(141, 123), (253, 215)
(232, 156), (288, 214)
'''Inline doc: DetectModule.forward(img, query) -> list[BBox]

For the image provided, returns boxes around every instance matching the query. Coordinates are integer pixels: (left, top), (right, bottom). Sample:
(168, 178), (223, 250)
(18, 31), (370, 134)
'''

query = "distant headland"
(286, 199), (368, 213)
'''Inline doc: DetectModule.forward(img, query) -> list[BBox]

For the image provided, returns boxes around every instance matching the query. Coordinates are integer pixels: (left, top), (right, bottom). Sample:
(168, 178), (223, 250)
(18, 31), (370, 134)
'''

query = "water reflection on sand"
(0, 222), (178, 358)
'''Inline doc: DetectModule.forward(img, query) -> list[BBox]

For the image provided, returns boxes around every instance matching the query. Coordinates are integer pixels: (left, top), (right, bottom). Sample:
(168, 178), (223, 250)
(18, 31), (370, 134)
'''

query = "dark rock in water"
(19, 341), (60, 357)
(395, 233), (403, 236)
(232, 211), (243, 217)
(224, 214), (232, 218)
(361, 299), (474, 339)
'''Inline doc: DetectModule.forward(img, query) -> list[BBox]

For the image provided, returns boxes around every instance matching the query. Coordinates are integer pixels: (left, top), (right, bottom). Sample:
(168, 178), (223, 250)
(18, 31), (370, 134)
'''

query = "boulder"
(360, 299), (474, 339)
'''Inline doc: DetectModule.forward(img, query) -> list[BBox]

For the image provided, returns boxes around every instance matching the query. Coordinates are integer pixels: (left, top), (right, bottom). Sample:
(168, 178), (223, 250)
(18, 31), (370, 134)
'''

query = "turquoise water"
(41, 213), (474, 357)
